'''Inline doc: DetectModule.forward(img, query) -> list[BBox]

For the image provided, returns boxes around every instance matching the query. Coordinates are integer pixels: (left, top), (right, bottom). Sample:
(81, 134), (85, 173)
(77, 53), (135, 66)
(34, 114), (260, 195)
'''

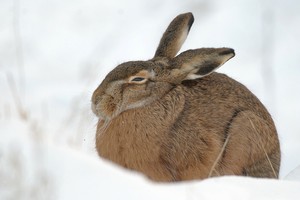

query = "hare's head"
(92, 13), (235, 120)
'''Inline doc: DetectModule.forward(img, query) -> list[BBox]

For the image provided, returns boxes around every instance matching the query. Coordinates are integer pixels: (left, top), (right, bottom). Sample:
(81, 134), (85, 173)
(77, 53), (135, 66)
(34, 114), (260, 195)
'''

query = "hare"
(91, 12), (281, 182)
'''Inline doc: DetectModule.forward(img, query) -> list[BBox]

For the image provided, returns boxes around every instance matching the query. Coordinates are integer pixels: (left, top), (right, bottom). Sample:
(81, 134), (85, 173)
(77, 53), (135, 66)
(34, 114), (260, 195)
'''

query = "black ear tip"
(180, 12), (194, 18)
(178, 12), (194, 31)
(187, 13), (194, 30)
(219, 48), (235, 57)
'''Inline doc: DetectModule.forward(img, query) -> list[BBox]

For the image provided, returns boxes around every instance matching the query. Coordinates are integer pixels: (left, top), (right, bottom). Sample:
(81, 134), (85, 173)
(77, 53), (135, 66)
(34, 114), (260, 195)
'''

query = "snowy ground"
(1, 0), (300, 199)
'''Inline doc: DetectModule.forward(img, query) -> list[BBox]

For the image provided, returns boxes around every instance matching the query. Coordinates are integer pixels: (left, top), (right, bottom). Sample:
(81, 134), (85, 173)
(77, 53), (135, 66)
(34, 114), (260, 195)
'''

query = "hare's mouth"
(92, 94), (127, 121)
(92, 103), (117, 120)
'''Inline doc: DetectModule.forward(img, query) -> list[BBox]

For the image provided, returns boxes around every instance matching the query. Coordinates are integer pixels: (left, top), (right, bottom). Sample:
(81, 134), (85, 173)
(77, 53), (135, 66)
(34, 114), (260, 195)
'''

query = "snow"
(1, 128), (300, 200)
(1, 0), (300, 199)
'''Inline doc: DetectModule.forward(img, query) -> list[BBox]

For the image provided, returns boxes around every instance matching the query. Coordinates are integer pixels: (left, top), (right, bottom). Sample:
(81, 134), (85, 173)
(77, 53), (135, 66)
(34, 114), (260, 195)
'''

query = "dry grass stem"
(208, 133), (231, 178)
(245, 114), (277, 178)
(6, 73), (28, 120)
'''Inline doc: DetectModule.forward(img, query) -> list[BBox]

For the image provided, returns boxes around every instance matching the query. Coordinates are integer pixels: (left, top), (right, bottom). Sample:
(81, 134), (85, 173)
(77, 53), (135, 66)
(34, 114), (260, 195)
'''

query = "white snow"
(1, 0), (300, 199)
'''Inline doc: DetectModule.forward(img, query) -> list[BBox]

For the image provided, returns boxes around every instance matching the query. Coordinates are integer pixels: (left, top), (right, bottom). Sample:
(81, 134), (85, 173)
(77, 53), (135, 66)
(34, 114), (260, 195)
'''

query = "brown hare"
(91, 12), (281, 182)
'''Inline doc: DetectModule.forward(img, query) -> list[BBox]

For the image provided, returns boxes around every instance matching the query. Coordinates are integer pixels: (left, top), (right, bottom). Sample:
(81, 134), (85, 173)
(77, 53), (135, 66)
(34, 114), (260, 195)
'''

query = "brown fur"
(92, 13), (281, 182)
(155, 12), (194, 58)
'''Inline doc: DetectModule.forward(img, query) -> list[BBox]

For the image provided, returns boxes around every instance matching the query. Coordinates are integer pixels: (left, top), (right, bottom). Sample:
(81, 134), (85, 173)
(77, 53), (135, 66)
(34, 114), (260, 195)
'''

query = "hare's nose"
(91, 102), (97, 116)
(91, 90), (103, 117)
(91, 88), (103, 105)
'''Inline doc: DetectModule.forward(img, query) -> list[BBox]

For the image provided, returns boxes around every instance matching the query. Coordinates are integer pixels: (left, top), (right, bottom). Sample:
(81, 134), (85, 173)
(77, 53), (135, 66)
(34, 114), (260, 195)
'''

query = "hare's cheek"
(125, 84), (149, 97)
(127, 84), (147, 91)
(123, 93), (152, 112)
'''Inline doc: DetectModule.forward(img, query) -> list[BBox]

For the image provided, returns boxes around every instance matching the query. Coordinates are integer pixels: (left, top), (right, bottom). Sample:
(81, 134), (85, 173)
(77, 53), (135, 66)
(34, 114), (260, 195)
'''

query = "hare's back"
(179, 72), (275, 131)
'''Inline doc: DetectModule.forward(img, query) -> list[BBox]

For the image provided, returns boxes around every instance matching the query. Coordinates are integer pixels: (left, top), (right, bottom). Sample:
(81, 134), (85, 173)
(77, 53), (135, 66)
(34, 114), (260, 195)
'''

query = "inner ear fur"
(171, 48), (235, 80)
(154, 13), (194, 59)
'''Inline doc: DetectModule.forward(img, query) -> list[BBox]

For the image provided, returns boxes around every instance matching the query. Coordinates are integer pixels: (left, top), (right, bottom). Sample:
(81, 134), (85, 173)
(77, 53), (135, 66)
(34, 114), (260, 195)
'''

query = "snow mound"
(284, 166), (300, 181)
(1, 129), (300, 200)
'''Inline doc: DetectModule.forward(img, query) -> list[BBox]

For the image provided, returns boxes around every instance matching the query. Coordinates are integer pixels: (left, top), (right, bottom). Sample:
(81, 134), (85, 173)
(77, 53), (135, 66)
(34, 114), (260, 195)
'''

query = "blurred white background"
(0, 0), (300, 199)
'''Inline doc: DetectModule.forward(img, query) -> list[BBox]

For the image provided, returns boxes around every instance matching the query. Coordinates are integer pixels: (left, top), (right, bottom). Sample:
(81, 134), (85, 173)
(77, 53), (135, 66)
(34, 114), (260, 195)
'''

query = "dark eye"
(131, 77), (145, 82)
(129, 76), (148, 84)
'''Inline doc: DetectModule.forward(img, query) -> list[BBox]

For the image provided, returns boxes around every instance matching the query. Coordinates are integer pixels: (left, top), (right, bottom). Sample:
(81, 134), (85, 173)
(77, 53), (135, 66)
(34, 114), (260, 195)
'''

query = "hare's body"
(92, 13), (280, 181)
(96, 73), (280, 181)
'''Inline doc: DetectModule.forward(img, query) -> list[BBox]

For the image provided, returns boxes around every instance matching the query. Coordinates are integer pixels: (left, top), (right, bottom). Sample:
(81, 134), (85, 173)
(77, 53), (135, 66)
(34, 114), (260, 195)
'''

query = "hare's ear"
(154, 13), (194, 59)
(171, 48), (235, 80)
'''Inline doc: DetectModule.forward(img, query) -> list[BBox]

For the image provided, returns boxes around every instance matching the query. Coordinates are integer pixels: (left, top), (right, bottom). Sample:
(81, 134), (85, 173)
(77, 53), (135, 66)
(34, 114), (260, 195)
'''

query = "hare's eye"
(131, 77), (145, 82)
(129, 77), (147, 84)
